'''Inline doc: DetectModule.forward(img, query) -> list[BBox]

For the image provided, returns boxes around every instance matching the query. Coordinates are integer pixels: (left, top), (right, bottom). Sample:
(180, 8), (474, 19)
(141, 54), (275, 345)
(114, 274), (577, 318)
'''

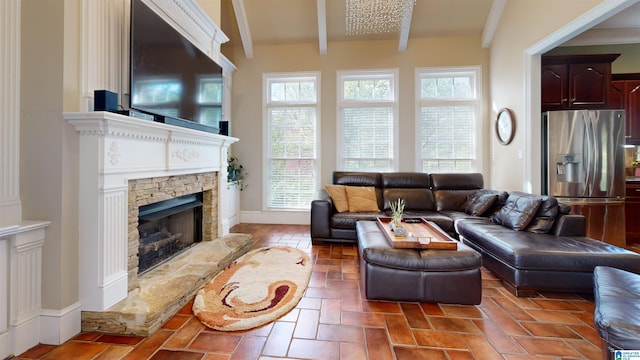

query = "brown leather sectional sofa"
(311, 172), (640, 296)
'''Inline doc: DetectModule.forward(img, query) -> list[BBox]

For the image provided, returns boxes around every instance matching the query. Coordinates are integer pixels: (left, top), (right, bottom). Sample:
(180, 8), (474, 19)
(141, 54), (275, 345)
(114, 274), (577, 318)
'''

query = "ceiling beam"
(231, 0), (253, 58)
(398, 2), (414, 52)
(317, 0), (327, 55)
(481, 0), (506, 48)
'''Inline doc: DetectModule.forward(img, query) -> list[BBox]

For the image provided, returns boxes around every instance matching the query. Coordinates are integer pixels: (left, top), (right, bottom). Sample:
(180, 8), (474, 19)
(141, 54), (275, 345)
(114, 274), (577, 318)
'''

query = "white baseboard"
(40, 302), (82, 345)
(239, 210), (310, 225)
(0, 329), (12, 359)
(10, 313), (40, 357)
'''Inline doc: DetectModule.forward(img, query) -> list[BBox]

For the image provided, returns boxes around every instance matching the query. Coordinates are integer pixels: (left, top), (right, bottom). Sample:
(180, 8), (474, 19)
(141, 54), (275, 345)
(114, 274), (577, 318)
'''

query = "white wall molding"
(80, 0), (126, 111)
(1, 222), (49, 358)
(0, 0), (22, 225)
(40, 303), (82, 346)
(142, 0), (229, 63)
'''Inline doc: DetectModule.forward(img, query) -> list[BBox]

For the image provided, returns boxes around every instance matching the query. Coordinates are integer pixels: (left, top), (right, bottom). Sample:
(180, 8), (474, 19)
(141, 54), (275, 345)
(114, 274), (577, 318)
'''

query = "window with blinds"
(417, 67), (482, 173)
(264, 73), (320, 210)
(338, 70), (398, 171)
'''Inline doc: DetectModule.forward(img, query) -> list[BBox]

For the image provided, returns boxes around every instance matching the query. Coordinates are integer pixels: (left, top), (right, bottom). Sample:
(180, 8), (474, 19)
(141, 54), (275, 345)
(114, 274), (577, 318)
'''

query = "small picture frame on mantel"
(495, 108), (515, 145)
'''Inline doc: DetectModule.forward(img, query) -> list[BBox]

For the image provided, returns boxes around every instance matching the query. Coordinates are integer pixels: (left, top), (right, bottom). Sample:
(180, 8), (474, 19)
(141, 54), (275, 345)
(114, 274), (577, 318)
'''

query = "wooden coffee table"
(376, 217), (457, 250)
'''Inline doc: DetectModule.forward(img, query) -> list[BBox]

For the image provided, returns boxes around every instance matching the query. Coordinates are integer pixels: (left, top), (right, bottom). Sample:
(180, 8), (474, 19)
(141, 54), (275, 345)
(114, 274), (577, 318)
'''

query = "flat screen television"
(129, 0), (223, 133)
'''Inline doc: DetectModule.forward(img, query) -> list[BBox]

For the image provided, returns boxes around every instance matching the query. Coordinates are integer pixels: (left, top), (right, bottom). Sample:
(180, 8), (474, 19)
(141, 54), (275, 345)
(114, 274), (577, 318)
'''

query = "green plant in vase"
(227, 156), (247, 190)
(389, 198), (405, 235)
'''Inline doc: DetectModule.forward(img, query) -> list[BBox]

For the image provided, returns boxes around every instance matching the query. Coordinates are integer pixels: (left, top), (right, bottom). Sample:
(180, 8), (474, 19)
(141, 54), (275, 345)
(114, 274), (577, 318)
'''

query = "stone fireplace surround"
(127, 173), (217, 291)
(65, 111), (251, 334)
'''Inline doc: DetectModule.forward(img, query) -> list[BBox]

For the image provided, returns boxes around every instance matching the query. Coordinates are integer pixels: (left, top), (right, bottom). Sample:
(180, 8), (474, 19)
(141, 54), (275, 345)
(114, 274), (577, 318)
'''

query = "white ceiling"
(563, 1), (640, 46)
(219, 0), (640, 57)
(221, 0), (496, 57)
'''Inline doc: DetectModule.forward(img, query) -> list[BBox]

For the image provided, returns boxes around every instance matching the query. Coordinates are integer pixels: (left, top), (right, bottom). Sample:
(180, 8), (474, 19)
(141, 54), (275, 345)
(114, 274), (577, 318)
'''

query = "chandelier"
(345, 0), (416, 35)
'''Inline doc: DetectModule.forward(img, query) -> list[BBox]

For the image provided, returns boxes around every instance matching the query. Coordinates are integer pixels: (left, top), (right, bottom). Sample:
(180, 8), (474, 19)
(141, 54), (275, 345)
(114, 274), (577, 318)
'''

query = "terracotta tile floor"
(16, 223), (604, 360)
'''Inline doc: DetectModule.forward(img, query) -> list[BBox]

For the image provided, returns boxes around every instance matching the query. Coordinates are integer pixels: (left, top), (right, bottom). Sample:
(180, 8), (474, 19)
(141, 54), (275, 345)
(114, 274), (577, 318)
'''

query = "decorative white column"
(66, 111), (237, 311)
(0, 222), (49, 358)
(0, 0), (22, 224)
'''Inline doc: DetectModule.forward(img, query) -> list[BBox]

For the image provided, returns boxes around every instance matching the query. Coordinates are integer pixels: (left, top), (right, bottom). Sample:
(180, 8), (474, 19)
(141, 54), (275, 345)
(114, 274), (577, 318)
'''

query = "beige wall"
(21, 0), (81, 309)
(488, 0), (604, 192)
(225, 37), (491, 212)
(198, 0), (221, 28)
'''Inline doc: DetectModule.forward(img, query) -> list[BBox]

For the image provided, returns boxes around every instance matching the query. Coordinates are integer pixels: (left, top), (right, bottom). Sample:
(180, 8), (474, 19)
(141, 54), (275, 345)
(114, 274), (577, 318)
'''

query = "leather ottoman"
(594, 266), (640, 359)
(356, 220), (482, 305)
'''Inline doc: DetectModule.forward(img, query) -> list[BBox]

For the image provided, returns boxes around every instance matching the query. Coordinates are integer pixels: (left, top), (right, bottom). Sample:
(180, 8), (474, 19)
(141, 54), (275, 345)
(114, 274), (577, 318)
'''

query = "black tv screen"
(130, 0), (223, 133)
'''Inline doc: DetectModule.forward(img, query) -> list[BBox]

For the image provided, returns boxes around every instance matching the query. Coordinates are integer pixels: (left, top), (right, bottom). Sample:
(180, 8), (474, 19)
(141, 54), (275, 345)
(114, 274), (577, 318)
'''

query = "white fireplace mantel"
(65, 111), (237, 311)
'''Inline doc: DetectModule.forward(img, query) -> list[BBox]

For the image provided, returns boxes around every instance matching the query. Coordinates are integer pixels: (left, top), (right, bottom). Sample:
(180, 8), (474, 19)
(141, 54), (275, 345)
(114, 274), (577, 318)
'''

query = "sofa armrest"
(551, 214), (586, 237)
(311, 189), (333, 239)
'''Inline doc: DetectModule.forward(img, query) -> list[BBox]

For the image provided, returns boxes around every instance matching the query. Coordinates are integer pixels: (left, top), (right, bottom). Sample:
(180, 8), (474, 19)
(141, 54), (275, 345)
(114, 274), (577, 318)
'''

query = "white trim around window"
(415, 66), (483, 173)
(262, 72), (321, 211)
(336, 69), (399, 172)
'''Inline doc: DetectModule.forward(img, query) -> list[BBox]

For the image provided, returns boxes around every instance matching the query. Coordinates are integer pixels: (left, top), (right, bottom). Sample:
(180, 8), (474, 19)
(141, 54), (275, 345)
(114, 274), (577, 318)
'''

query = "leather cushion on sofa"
(334, 172), (380, 187)
(381, 172), (431, 188)
(526, 196), (559, 233)
(492, 191), (542, 231)
(383, 188), (435, 211)
(460, 191), (499, 216)
(434, 189), (477, 212)
(404, 211), (455, 233)
(594, 266), (640, 351)
(331, 211), (383, 229)
(457, 218), (640, 272)
(430, 173), (483, 190)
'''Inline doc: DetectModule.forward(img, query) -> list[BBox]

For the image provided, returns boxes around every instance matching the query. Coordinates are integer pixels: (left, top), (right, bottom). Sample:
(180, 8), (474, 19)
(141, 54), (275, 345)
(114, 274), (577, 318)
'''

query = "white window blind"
(417, 67), (482, 173)
(338, 70), (398, 171)
(264, 73), (320, 210)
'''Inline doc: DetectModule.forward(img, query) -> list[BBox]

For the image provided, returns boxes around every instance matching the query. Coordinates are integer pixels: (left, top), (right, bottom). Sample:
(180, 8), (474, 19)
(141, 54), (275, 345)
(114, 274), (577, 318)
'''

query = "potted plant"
(227, 156), (247, 190)
(389, 198), (406, 235)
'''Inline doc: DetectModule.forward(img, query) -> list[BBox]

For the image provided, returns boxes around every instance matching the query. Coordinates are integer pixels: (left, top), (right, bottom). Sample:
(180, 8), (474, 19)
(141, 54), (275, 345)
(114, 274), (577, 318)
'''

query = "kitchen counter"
(627, 176), (640, 182)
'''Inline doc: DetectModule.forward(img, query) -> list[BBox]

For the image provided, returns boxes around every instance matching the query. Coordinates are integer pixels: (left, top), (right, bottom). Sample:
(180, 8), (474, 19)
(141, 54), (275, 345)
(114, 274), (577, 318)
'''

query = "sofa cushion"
(383, 189), (435, 211)
(526, 196), (559, 234)
(492, 192), (542, 231)
(460, 191), (498, 216)
(430, 173), (484, 190)
(325, 185), (349, 213)
(403, 211), (455, 233)
(345, 186), (380, 212)
(457, 218), (640, 272)
(381, 172), (431, 188)
(594, 266), (640, 351)
(433, 190), (476, 211)
(331, 211), (382, 229)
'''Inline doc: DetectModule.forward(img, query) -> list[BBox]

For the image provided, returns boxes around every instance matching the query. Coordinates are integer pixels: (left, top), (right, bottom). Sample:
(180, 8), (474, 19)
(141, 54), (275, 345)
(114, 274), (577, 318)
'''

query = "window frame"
(336, 69), (399, 172)
(414, 66), (483, 173)
(262, 71), (321, 211)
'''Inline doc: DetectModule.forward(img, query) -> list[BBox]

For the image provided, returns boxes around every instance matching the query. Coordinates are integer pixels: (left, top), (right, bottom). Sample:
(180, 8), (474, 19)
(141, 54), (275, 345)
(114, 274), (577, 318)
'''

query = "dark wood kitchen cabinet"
(626, 181), (640, 244)
(542, 54), (620, 111)
(612, 74), (640, 144)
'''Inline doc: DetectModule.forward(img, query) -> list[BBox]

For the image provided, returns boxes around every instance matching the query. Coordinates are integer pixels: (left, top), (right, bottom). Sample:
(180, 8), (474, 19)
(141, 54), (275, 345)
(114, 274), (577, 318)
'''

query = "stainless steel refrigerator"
(542, 109), (626, 246)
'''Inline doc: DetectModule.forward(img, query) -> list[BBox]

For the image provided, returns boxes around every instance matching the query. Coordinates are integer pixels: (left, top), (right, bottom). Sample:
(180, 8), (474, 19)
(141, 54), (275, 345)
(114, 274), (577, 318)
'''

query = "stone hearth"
(81, 233), (253, 336)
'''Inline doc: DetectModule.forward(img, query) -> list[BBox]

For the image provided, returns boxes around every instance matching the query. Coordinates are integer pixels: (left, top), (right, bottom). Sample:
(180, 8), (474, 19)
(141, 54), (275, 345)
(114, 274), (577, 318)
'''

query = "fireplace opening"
(137, 193), (203, 275)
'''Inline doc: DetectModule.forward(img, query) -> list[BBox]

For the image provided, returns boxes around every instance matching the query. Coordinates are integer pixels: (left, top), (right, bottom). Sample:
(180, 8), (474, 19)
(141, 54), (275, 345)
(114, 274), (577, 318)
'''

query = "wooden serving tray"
(376, 217), (458, 250)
